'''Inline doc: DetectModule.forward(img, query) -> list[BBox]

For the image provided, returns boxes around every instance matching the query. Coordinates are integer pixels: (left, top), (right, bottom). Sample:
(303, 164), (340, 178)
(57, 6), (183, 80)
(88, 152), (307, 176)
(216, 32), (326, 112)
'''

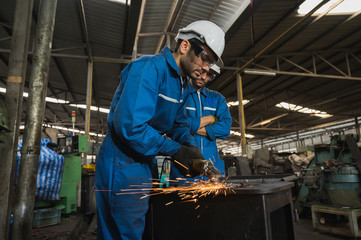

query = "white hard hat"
(175, 20), (225, 66)
(210, 64), (221, 74)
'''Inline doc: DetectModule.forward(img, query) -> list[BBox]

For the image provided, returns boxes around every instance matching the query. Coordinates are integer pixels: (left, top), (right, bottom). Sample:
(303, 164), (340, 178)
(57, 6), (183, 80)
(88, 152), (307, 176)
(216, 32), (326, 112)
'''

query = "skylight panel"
(227, 100), (250, 107)
(276, 102), (332, 118)
(230, 130), (254, 139)
(298, 0), (361, 15)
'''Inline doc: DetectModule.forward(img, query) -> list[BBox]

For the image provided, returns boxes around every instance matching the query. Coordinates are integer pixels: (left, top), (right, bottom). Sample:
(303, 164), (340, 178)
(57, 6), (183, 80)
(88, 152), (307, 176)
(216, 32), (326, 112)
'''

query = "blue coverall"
(95, 47), (196, 240)
(170, 82), (232, 180)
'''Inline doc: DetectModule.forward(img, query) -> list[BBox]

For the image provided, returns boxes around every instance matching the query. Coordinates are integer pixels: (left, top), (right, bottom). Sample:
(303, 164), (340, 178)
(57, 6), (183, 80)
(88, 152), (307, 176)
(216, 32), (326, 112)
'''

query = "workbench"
(143, 178), (295, 240)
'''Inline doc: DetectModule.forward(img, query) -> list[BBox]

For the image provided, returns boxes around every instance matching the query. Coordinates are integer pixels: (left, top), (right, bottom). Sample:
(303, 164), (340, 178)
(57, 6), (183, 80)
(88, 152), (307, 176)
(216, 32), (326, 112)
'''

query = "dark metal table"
(143, 179), (295, 240)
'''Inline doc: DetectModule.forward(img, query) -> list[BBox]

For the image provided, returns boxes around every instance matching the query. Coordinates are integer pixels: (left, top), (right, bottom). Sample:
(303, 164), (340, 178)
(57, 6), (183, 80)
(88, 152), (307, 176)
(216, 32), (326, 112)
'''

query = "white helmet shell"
(210, 64), (221, 74)
(175, 20), (225, 66)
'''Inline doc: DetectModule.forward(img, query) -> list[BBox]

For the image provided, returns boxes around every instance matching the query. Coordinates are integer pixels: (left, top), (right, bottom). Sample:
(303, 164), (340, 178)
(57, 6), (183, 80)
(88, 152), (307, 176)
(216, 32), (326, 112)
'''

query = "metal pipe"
(12, 0), (58, 239)
(0, 0), (33, 239)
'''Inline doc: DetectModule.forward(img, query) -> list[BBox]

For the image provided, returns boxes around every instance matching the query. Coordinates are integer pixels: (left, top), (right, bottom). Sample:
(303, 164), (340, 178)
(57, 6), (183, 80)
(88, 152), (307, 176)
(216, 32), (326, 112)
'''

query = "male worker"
(95, 20), (225, 240)
(170, 64), (232, 181)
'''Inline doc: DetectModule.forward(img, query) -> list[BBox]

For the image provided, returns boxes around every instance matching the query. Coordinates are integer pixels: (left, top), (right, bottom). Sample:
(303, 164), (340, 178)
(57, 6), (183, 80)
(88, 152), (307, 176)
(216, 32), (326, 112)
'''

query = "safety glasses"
(205, 70), (217, 81)
(189, 40), (216, 67)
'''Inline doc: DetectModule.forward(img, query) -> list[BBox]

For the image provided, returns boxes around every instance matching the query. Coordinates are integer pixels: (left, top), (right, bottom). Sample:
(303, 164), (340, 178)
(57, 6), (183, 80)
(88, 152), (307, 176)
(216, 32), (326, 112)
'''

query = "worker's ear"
(178, 40), (191, 55)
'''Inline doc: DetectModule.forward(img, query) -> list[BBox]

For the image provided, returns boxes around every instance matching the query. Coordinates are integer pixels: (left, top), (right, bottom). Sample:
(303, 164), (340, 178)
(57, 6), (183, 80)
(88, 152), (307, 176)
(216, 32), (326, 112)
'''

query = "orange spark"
(174, 160), (188, 170)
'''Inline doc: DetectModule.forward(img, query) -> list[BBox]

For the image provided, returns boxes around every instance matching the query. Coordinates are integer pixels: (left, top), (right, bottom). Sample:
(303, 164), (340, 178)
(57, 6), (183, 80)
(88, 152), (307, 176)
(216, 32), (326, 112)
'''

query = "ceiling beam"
(155, 0), (185, 53)
(216, 0), (332, 91)
(224, 0), (264, 43)
(123, 0), (143, 56)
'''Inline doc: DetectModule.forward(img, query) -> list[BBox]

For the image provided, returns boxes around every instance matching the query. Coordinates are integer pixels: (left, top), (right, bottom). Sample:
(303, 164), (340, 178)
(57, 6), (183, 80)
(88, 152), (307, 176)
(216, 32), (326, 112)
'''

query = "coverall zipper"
(197, 91), (203, 153)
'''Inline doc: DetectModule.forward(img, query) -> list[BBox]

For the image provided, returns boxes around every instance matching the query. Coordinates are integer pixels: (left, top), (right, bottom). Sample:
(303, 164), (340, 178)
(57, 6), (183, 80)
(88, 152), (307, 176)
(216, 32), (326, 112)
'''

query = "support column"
(297, 130), (301, 147)
(85, 60), (93, 139)
(355, 117), (360, 139)
(0, 0), (33, 239)
(12, 0), (58, 239)
(236, 73), (247, 155)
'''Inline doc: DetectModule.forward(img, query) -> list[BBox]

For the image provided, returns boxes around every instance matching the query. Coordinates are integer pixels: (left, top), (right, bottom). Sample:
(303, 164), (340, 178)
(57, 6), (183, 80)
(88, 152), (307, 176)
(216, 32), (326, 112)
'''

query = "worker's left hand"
(192, 159), (222, 180)
(171, 145), (205, 177)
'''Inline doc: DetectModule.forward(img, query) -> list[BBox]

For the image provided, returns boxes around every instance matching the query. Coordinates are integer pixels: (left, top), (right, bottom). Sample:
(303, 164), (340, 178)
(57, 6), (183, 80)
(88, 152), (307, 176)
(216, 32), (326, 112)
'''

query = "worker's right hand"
(172, 145), (205, 177)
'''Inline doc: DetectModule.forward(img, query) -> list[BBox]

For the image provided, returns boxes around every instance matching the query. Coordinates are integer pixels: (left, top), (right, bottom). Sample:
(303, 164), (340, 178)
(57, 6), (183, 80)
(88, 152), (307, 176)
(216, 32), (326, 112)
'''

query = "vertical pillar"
(236, 73), (246, 155)
(12, 0), (58, 239)
(0, 0), (33, 239)
(85, 60), (93, 139)
(355, 117), (360, 139)
(297, 130), (301, 147)
(166, 34), (171, 48)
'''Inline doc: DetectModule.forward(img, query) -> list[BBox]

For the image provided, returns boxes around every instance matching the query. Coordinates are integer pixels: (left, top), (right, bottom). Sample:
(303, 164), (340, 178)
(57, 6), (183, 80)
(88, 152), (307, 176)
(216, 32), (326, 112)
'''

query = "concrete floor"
(294, 218), (353, 240)
(27, 215), (358, 240)
(31, 215), (83, 239)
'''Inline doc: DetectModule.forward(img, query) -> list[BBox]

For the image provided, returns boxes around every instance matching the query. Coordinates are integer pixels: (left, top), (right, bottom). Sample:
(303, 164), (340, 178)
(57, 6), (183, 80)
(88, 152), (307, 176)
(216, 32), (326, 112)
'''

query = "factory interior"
(1, 0), (361, 239)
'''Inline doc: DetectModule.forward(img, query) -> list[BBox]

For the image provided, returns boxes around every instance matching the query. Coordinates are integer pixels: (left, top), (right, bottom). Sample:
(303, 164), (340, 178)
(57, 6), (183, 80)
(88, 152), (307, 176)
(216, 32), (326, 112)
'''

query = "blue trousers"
(95, 135), (153, 240)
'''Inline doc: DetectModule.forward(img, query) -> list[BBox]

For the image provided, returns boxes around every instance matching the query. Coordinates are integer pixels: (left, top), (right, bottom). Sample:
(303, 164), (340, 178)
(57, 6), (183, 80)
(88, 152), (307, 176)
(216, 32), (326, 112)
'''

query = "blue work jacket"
(95, 47), (196, 240)
(171, 83), (232, 179)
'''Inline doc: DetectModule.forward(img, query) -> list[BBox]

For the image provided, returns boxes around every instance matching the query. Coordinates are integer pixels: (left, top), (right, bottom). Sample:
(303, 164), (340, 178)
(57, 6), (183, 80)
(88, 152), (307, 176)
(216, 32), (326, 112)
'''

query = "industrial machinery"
(34, 135), (87, 215)
(0, 98), (10, 143)
(57, 135), (88, 214)
(144, 177), (295, 240)
(295, 134), (361, 237)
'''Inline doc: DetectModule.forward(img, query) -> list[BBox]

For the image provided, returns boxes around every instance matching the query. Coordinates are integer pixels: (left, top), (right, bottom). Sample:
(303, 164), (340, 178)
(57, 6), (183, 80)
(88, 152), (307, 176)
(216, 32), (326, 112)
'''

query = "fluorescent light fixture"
(20, 123), (106, 137)
(276, 102), (332, 118)
(1, 87), (110, 113)
(0, 87), (69, 104)
(70, 104), (110, 114)
(108, 0), (131, 5)
(298, 0), (361, 15)
(45, 97), (69, 104)
(227, 100), (250, 107)
(244, 68), (276, 76)
(230, 130), (254, 138)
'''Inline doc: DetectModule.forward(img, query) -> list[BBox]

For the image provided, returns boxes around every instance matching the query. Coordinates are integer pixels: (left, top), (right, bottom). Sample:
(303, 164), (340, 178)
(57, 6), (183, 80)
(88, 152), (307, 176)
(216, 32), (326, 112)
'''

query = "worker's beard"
(180, 51), (199, 81)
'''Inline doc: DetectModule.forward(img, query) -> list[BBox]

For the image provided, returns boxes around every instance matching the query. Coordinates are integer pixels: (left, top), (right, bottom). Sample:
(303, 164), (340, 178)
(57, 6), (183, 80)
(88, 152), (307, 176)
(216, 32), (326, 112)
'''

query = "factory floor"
(28, 214), (356, 239)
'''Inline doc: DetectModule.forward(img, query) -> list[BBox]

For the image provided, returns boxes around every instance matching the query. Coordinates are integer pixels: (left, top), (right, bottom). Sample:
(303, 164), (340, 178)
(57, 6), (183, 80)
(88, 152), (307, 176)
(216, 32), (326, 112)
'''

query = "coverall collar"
(188, 81), (209, 97)
(160, 46), (181, 77)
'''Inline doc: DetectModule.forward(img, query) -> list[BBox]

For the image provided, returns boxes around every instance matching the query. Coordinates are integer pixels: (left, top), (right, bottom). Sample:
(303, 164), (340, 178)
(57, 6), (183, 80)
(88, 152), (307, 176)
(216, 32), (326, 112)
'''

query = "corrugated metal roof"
(0, 0), (361, 142)
(84, 0), (128, 57)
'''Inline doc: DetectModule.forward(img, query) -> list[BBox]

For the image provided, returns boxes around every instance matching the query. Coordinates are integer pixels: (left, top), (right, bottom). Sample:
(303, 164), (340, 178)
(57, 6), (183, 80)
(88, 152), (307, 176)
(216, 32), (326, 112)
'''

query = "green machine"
(0, 98), (11, 143)
(295, 134), (361, 212)
(57, 135), (88, 214)
(35, 135), (88, 214)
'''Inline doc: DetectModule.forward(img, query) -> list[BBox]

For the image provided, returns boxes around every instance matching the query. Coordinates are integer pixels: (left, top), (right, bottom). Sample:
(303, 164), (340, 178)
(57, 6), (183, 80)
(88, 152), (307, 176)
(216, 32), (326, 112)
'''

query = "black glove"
(172, 145), (205, 177)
